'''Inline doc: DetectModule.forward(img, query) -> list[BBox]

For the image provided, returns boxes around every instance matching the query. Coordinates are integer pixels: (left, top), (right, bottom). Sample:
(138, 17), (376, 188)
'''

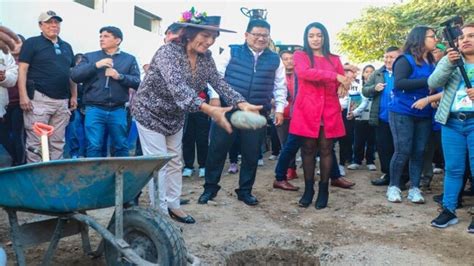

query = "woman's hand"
(466, 88), (474, 101)
(446, 48), (461, 65)
(200, 103), (233, 133)
(411, 96), (430, 110)
(337, 74), (351, 89)
(337, 84), (348, 97)
(237, 102), (263, 114)
(209, 106), (234, 134)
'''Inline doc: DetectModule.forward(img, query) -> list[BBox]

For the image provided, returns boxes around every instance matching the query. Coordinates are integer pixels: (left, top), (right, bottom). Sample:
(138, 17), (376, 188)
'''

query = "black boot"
(298, 181), (315, 208)
(315, 181), (329, 209)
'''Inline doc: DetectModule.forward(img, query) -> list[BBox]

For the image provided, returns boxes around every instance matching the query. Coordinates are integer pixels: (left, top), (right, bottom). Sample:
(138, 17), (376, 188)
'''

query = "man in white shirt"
(198, 19), (287, 206)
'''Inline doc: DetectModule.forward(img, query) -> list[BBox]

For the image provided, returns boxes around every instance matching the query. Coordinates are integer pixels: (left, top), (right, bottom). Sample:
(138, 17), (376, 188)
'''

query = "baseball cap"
(38, 10), (63, 23)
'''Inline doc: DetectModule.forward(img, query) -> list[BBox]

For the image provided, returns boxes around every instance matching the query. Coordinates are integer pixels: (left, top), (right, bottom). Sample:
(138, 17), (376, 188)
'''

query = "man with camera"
(428, 22), (474, 233)
(71, 26), (140, 158)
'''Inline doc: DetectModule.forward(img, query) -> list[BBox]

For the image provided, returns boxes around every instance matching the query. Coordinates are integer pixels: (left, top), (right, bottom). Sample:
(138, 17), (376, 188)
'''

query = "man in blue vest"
(198, 19), (287, 206)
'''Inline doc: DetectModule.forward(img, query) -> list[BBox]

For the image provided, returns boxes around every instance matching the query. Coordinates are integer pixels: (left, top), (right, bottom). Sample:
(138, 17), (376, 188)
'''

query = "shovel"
(32, 122), (55, 162)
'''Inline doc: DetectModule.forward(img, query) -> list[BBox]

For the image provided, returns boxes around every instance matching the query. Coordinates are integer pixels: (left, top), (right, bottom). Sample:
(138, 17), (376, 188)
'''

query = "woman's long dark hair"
(361, 64), (375, 85)
(302, 22), (332, 67)
(402, 26), (435, 65)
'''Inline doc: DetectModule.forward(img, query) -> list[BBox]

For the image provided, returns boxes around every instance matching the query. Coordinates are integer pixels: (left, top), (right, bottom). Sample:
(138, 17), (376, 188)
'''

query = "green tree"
(337, 0), (474, 63)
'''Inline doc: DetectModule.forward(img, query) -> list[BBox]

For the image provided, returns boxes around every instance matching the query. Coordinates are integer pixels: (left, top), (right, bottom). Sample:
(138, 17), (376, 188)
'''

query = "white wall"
(0, 0), (170, 67)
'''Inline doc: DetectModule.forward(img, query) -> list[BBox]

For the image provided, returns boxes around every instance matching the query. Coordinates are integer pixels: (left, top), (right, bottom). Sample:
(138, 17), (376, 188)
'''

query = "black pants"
(270, 123), (281, 156)
(0, 105), (25, 166)
(182, 112), (210, 169)
(375, 120), (409, 182)
(204, 113), (265, 196)
(338, 109), (354, 165)
(353, 120), (376, 164)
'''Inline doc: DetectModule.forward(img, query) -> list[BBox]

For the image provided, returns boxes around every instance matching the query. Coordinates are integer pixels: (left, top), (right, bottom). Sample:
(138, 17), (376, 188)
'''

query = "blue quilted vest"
(390, 54), (435, 118)
(224, 44), (280, 111)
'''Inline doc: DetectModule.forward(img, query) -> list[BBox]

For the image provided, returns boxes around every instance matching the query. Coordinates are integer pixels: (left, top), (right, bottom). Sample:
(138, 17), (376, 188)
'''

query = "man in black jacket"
(71, 26), (140, 157)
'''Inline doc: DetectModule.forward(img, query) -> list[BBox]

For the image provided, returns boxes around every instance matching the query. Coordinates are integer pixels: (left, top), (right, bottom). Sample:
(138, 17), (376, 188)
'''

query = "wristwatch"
(118, 74), (125, 80)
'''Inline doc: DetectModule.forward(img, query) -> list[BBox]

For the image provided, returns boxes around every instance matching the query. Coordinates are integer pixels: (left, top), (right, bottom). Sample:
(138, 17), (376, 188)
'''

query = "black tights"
(301, 128), (333, 184)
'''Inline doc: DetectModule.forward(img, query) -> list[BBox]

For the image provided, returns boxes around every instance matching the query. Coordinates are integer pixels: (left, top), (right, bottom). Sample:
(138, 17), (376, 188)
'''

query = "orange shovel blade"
(33, 122), (55, 137)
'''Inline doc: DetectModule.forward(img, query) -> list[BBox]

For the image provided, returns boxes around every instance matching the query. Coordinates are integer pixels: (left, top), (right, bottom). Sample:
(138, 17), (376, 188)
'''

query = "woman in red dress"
(290, 22), (350, 209)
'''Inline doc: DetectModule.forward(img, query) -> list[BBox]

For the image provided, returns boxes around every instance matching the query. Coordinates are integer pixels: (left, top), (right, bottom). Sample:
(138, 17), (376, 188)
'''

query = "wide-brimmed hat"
(175, 8), (236, 33)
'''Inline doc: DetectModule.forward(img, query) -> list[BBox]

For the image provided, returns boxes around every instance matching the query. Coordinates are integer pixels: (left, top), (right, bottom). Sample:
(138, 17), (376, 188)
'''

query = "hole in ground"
(226, 248), (320, 265)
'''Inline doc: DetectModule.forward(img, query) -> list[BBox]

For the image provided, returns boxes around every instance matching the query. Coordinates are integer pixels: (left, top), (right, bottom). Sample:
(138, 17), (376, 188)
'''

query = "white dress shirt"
(212, 46), (287, 113)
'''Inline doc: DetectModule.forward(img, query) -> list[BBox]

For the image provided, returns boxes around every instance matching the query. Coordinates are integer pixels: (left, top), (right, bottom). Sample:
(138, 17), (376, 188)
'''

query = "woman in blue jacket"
(386, 26), (437, 203)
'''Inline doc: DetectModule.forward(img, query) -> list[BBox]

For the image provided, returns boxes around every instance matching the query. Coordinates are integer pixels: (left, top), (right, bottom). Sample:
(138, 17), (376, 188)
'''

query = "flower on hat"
(179, 7), (207, 24)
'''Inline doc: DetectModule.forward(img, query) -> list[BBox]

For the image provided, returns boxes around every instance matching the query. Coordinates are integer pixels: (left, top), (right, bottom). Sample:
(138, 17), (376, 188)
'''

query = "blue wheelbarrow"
(0, 156), (188, 265)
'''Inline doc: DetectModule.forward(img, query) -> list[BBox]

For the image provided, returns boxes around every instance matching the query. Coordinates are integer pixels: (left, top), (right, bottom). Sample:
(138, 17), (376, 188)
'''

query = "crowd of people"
(0, 8), (472, 234)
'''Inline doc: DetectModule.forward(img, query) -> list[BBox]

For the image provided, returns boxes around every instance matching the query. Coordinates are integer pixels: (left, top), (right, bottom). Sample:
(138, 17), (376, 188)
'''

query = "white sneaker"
(338, 165), (346, 176)
(182, 168), (193, 177)
(407, 187), (425, 204)
(296, 156), (302, 162)
(268, 155), (278, 161)
(258, 159), (264, 166)
(433, 168), (443, 174)
(367, 164), (377, 171)
(198, 168), (205, 178)
(347, 163), (360, 170)
(386, 186), (402, 203)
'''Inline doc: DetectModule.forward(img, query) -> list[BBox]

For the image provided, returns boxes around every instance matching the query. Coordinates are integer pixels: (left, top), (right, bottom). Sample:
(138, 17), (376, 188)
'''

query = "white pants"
(136, 121), (183, 213)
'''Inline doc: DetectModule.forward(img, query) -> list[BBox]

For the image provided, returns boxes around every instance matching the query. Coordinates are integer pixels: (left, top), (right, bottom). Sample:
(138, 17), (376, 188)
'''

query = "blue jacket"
(224, 44), (280, 111)
(71, 50), (140, 108)
(390, 54), (434, 118)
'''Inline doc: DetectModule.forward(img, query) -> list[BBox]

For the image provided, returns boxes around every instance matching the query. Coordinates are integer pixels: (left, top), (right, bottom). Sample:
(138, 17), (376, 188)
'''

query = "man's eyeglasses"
(53, 43), (61, 55)
(249, 32), (270, 39)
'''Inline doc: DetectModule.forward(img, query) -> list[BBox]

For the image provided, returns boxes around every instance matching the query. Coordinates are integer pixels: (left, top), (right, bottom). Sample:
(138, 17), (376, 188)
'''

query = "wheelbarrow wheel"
(104, 207), (187, 266)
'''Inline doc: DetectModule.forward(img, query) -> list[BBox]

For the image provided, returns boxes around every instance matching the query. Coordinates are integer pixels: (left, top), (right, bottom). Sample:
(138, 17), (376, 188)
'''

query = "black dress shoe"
(237, 194), (259, 206)
(168, 209), (196, 224)
(180, 198), (190, 205)
(197, 191), (216, 204)
(371, 175), (389, 186)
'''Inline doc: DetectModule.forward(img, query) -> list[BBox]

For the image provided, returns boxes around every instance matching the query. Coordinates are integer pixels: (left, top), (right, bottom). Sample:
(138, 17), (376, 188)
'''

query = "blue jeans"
(85, 106), (129, 157)
(65, 109), (86, 158)
(275, 133), (302, 181)
(389, 112), (431, 188)
(204, 114), (265, 196)
(441, 118), (474, 212)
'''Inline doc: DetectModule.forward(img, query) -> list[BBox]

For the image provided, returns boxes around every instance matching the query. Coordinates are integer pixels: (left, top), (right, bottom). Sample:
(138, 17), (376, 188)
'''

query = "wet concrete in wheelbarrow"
(1, 159), (473, 265)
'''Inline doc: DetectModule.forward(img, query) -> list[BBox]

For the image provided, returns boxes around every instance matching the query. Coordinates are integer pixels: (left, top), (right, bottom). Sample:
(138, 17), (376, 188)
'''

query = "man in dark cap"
(71, 26), (140, 157)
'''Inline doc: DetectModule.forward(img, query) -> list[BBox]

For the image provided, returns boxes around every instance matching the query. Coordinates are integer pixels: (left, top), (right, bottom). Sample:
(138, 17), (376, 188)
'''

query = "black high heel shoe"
(168, 209), (196, 224)
(298, 181), (315, 208)
(315, 181), (329, 209)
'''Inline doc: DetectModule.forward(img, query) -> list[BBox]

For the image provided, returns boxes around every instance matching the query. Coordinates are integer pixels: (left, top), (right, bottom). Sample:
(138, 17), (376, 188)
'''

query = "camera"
(440, 15), (471, 88)
(441, 15), (464, 49)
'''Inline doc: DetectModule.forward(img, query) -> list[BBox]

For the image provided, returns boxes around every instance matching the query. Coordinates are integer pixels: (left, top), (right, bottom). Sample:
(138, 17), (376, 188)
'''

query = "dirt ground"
(1, 158), (473, 265)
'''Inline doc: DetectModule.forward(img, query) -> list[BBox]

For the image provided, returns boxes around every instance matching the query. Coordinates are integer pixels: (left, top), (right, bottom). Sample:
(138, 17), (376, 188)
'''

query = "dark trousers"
(270, 123), (281, 156)
(338, 109), (354, 165)
(228, 132), (240, 163)
(182, 112), (210, 169)
(275, 133), (302, 181)
(0, 105), (25, 166)
(375, 121), (393, 175)
(389, 112), (431, 188)
(204, 116), (265, 196)
(276, 119), (296, 169)
(330, 146), (342, 179)
(353, 120), (376, 164)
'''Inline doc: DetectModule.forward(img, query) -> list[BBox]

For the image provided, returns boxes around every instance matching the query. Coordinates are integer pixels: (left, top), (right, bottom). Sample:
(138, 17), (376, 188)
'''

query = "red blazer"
(289, 51), (346, 139)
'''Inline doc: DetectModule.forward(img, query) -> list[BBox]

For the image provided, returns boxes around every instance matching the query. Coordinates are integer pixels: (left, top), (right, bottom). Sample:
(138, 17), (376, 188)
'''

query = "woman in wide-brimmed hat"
(132, 8), (261, 224)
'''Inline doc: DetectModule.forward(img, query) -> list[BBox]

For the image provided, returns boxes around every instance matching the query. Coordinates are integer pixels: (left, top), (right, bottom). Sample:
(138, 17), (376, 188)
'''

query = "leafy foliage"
(337, 0), (474, 63)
